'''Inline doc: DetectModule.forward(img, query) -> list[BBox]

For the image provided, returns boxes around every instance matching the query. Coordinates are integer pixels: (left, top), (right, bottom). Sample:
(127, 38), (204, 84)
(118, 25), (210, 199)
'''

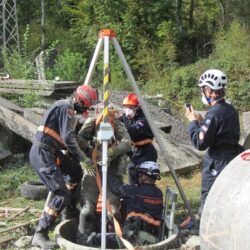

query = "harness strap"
(95, 110), (119, 129)
(131, 138), (153, 146)
(38, 125), (65, 145)
(127, 212), (161, 227)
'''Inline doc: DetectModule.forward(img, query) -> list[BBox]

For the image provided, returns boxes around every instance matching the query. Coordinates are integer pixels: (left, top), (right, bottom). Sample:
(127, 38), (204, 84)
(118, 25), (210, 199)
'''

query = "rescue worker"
(181, 69), (244, 228)
(76, 103), (131, 245)
(30, 84), (97, 249)
(87, 161), (163, 248)
(121, 93), (158, 184)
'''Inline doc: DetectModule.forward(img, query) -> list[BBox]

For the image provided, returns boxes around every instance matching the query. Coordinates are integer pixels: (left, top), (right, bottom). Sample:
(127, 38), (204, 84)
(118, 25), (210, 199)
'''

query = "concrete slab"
(240, 112), (250, 149)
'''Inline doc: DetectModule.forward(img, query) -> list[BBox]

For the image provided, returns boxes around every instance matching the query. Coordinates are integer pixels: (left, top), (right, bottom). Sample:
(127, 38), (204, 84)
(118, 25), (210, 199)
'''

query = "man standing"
(121, 93), (158, 184)
(182, 69), (244, 228)
(30, 85), (97, 249)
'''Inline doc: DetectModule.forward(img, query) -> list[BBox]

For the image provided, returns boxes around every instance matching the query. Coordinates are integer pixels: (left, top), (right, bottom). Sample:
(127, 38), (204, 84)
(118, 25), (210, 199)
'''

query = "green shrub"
(46, 49), (87, 81)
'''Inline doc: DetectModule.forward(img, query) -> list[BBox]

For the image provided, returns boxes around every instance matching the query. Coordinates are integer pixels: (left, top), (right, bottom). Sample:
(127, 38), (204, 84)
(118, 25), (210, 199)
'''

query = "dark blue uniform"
(87, 182), (163, 248)
(188, 100), (244, 214)
(118, 183), (163, 238)
(29, 96), (85, 229)
(121, 108), (158, 184)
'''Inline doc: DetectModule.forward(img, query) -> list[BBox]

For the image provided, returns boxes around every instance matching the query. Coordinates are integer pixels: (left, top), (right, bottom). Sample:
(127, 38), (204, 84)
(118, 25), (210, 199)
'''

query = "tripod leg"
(84, 38), (104, 85)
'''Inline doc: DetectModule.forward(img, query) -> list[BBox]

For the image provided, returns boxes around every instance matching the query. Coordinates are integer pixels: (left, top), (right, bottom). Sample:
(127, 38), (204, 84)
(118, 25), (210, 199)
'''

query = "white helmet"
(138, 161), (161, 180)
(199, 69), (227, 90)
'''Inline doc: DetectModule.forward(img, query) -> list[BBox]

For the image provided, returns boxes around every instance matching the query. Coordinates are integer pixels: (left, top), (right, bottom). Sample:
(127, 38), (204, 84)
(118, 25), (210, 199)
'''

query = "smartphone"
(185, 103), (191, 111)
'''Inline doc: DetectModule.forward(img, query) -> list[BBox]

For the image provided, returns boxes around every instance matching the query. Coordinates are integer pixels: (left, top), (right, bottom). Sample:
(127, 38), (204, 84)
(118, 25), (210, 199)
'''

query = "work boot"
(31, 227), (58, 249)
(61, 205), (80, 221)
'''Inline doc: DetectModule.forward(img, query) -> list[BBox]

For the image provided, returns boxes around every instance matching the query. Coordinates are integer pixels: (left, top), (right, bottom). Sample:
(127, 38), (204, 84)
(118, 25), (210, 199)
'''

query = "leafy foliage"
(46, 49), (87, 81)
(1, 1), (249, 111)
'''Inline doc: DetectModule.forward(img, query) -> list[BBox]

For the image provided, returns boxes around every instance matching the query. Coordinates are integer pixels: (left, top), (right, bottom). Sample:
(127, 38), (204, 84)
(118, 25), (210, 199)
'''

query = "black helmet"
(137, 161), (161, 180)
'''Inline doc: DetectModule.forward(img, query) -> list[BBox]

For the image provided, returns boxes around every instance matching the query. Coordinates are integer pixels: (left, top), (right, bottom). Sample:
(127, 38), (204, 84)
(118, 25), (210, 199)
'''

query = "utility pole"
(0, 0), (20, 54)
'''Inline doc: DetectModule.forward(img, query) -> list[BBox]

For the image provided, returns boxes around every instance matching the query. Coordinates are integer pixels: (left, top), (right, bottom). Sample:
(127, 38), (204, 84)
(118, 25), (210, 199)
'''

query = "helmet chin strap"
(202, 89), (223, 106)
(202, 89), (212, 106)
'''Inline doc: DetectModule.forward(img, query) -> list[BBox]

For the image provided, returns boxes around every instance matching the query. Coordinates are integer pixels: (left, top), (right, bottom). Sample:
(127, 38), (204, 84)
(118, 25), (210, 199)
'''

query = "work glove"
(80, 158), (96, 176)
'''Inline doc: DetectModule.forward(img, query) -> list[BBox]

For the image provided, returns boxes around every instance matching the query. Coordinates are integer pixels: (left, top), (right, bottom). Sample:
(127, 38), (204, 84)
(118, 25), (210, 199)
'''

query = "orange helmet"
(123, 93), (139, 106)
(76, 85), (97, 107)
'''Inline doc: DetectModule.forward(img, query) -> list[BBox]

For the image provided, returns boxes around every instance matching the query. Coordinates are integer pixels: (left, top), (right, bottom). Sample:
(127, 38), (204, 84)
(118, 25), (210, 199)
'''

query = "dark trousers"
(29, 144), (82, 229)
(199, 153), (236, 215)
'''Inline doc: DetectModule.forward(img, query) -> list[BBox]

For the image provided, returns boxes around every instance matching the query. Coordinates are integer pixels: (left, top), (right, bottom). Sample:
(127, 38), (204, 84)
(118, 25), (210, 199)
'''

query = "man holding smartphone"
(181, 69), (244, 229)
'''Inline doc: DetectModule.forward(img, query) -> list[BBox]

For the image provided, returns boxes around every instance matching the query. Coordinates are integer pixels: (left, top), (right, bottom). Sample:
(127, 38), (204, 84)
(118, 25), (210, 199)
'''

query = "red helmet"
(123, 93), (139, 106)
(76, 85), (97, 107)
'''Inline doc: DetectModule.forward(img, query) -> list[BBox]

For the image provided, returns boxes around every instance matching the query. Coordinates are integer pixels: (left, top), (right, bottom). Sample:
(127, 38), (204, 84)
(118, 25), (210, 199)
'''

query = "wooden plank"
(53, 82), (79, 90)
(0, 88), (53, 96)
(0, 105), (37, 143)
(0, 81), (53, 90)
(0, 96), (24, 113)
(0, 79), (79, 97)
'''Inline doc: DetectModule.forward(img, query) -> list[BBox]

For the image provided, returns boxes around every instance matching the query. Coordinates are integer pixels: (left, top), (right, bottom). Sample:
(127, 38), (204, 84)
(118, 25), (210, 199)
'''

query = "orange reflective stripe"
(45, 206), (57, 217)
(66, 183), (77, 190)
(131, 138), (153, 146)
(55, 157), (61, 166)
(38, 125), (64, 145)
(126, 211), (161, 227)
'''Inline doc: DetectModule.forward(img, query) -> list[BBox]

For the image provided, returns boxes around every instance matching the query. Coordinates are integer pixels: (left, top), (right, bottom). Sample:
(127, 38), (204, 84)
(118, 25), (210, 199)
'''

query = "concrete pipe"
(54, 219), (179, 250)
(200, 149), (250, 250)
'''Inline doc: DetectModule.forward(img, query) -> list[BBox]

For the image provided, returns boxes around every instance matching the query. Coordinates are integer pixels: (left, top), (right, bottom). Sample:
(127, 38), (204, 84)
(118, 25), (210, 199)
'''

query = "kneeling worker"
(87, 161), (163, 248)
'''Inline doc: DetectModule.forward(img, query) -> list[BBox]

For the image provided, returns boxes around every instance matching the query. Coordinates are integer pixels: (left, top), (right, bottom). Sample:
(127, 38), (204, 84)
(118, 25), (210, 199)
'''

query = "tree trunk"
(176, 0), (183, 33)
(189, 0), (194, 28)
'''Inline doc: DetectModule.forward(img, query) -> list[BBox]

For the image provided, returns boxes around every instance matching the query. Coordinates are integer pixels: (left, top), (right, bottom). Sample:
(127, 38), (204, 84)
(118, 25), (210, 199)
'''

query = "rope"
(92, 142), (135, 250)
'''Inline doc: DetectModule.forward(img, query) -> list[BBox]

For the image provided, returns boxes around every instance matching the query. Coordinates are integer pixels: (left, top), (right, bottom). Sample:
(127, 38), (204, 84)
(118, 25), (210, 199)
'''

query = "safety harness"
(95, 109), (118, 128)
(37, 125), (65, 145)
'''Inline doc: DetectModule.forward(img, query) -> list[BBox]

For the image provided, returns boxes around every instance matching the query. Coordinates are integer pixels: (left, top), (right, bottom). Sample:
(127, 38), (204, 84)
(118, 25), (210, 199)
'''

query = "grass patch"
(157, 169), (201, 223)
(0, 160), (37, 200)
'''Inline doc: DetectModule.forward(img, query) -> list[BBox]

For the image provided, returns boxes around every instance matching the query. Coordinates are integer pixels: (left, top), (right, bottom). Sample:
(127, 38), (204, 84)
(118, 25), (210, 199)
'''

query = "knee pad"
(80, 202), (95, 217)
(79, 203), (96, 233)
